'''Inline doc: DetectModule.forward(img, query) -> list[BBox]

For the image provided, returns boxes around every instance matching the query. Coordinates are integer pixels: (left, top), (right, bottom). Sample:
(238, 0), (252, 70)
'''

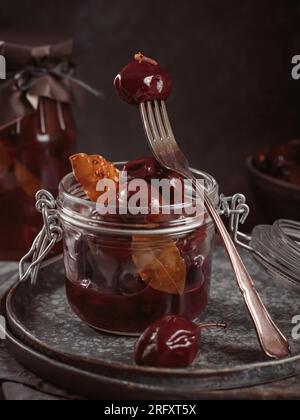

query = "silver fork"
(140, 100), (290, 360)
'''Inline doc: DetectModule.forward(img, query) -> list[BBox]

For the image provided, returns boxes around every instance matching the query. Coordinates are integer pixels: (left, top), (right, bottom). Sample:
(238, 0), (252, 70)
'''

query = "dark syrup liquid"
(65, 253), (212, 336)
(0, 98), (76, 260)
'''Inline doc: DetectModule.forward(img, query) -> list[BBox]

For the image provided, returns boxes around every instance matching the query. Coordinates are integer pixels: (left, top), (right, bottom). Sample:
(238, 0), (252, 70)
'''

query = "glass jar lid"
(250, 219), (300, 292)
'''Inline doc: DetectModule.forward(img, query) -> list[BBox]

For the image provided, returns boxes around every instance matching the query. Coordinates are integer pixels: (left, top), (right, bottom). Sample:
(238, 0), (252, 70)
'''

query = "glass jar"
(0, 98), (76, 261)
(57, 165), (219, 336)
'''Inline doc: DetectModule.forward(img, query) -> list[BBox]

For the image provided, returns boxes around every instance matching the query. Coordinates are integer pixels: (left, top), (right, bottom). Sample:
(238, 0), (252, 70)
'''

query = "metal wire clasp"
(219, 193), (253, 251)
(19, 190), (63, 285)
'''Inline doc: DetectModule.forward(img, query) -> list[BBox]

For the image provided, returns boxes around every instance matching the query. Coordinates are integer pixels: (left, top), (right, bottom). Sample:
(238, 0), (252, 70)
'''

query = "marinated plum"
(114, 53), (172, 105)
(123, 156), (164, 182)
(135, 315), (226, 368)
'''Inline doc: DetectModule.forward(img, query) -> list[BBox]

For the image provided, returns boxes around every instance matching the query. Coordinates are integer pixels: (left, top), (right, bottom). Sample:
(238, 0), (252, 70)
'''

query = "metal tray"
(5, 247), (300, 396)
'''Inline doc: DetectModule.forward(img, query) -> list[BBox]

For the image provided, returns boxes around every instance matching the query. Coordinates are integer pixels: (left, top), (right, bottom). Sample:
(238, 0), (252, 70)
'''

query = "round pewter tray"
(5, 247), (300, 394)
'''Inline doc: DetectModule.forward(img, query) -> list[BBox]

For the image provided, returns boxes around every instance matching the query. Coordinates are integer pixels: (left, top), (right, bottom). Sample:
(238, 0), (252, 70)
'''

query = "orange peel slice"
(70, 153), (119, 202)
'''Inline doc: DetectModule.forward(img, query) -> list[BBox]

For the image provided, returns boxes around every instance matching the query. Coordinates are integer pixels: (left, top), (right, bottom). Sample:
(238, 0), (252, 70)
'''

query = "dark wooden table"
(1, 260), (300, 400)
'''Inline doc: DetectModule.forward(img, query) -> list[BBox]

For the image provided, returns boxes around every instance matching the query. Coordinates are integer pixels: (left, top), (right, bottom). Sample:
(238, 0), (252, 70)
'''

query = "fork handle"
(203, 193), (290, 359)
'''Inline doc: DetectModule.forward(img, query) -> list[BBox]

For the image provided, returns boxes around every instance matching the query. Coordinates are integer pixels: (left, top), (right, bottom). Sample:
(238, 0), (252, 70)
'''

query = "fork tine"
(140, 103), (155, 143)
(150, 102), (176, 158)
(140, 103), (165, 164)
(161, 101), (175, 139)
(142, 101), (184, 164)
(147, 102), (160, 140)
(157, 100), (189, 166)
(154, 100), (167, 139)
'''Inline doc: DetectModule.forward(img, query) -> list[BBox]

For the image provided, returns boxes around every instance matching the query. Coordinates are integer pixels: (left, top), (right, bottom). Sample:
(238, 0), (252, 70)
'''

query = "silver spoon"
(140, 100), (290, 360)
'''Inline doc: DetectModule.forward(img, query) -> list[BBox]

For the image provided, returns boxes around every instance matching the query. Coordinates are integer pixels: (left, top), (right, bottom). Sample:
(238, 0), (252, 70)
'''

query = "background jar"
(0, 40), (77, 261)
(0, 98), (76, 260)
(58, 165), (219, 336)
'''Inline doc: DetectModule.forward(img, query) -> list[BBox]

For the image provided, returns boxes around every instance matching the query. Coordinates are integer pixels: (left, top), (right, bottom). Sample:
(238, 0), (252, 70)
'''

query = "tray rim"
(5, 314), (300, 396)
(5, 263), (300, 386)
(4, 327), (179, 400)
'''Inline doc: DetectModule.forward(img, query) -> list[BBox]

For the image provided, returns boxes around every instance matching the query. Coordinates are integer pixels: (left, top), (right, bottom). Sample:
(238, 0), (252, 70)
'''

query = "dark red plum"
(114, 53), (172, 105)
(135, 315), (226, 368)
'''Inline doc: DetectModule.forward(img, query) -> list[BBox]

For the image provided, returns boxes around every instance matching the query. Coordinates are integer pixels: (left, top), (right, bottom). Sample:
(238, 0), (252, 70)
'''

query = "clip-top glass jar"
(55, 165), (219, 336)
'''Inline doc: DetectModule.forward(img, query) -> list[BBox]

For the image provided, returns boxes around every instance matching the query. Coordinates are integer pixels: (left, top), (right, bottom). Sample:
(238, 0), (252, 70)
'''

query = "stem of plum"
(197, 322), (227, 330)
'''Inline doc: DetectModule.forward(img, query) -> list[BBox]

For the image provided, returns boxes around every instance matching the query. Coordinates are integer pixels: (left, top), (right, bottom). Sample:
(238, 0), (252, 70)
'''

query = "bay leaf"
(132, 235), (186, 295)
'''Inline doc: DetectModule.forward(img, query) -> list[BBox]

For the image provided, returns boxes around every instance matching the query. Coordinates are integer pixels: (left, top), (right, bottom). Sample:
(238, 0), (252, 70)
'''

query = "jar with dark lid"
(0, 40), (76, 260)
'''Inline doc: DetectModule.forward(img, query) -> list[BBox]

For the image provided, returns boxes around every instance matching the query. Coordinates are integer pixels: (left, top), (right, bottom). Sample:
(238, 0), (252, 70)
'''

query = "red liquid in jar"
(0, 98), (76, 261)
(65, 235), (212, 335)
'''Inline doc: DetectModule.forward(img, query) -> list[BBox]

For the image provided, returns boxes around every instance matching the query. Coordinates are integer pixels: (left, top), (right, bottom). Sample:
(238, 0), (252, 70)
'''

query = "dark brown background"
(1, 0), (300, 228)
